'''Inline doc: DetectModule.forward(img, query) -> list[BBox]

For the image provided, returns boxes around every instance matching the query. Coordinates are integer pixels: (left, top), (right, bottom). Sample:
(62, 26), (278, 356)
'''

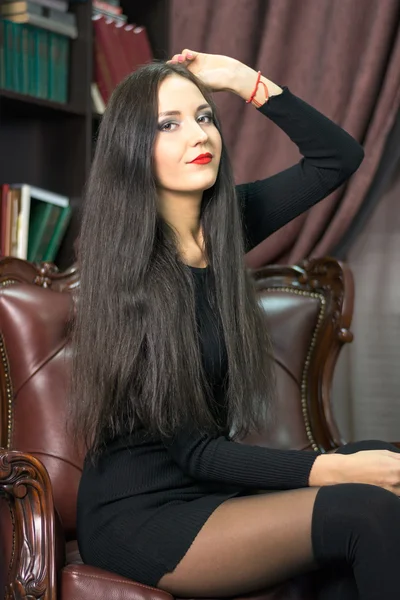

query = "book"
(1, 1), (74, 25)
(20, 185), (69, 261)
(36, 27), (48, 97)
(93, 15), (129, 100)
(2, 20), (70, 102)
(93, 17), (113, 103)
(9, 188), (20, 257)
(0, 21), (5, 88)
(132, 25), (152, 65)
(120, 23), (153, 73)
(0, 184), (69, 261)
(27, 199), (62, 261)
(93, 1), (122, 16)
(42, 204), (72, 262)
(15, 184), (31, 259)
(2, 0), (68, 12)
(93, 7), (127, 23)
(91, 81), (105, 114)
(4, 19), (14, 90)
(4, 11), (78, 38)
(1, 185), (10, 256)
(5, 4), (78, 30)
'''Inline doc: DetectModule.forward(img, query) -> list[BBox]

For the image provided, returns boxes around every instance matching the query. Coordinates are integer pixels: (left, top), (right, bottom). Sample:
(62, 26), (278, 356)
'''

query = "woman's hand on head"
(168, 49), (242, 92)
(309, 449), (400, 495)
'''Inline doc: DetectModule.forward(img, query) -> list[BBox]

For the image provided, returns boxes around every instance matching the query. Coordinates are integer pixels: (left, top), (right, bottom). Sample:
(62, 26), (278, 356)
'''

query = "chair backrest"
(0, 256), (353, 541)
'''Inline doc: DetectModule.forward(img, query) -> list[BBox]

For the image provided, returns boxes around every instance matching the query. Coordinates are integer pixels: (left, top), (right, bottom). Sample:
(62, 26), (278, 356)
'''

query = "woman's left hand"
(168, 49), (241, 93)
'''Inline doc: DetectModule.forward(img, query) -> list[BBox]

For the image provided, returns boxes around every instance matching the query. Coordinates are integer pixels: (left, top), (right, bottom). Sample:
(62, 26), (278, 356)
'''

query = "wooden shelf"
(0, 88), (86, 115)
(0, 0), (169, 269)
(0, 89), (86, 116)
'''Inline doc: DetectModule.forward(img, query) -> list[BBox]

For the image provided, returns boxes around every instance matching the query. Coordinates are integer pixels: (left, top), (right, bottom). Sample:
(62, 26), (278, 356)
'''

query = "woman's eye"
(159, 121), (178, 132)
(198, 114), (213, 124)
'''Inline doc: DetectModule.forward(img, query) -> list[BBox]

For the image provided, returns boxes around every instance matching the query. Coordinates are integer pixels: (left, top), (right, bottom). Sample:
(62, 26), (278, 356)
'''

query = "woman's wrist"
(229, 63), (283, 105)
(308, 453), (348, 487)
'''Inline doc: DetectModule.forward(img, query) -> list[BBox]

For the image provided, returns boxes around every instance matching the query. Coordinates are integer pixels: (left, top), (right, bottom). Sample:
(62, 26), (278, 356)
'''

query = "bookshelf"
(0, 0), (169, 269)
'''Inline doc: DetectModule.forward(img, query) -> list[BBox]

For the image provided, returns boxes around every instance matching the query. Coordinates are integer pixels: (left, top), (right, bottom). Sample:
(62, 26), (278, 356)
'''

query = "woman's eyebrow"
(158, 104), (211, 118)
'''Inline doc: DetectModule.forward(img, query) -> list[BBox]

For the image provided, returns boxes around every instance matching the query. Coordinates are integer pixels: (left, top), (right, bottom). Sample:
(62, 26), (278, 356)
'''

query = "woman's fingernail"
(187, 52), (193, 58)
(178, 54), (184, 62)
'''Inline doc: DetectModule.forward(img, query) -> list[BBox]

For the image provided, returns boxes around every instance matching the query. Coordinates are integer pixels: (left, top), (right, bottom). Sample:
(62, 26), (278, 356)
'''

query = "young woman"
(72, 50), (400, 600)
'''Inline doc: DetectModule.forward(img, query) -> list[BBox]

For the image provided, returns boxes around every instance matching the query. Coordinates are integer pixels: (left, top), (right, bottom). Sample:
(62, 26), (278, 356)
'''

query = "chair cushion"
(63, 543), (315, 600)
(61, 564), (173, 600)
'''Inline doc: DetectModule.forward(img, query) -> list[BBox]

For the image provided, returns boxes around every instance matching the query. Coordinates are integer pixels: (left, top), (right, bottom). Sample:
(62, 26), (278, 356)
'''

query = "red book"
(92, 15), (130, 102)
(132, 26), (153, 65)
(120, 24), (153, 73)
(93, 35), (112, 103)
(111, 21), (132, 81)
(1, 184), (10, 256)
(119, 24), (139, 72)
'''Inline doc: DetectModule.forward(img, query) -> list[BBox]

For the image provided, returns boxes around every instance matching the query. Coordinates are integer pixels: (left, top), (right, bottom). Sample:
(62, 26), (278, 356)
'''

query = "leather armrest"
(0, 449), (58, 600)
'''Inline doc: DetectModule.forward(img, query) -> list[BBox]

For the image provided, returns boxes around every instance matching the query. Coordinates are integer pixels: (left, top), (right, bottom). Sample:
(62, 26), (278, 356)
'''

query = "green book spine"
(28, 198), (62, 262)
(4, 20), (13, 90)
(33, 26), (40, 96)
(27, 24), (36, 96)
(21, 24), (29, 94)
(42, 205), (72, 262)
(48, 31), (56, 100)
(34, 204), (62, 261)
(28, 200), (53, 261)
(37, 28), (48, 98)
(42, 28), (49, 99)
(13, 22), (22, 93)
(55, 33), (63, 102)
(0, 20), (5, 89)
(59, 34), (69, 102)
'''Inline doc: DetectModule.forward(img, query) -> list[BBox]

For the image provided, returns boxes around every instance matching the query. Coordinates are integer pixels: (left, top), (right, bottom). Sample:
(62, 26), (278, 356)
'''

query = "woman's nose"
(187, 120), (208, 144)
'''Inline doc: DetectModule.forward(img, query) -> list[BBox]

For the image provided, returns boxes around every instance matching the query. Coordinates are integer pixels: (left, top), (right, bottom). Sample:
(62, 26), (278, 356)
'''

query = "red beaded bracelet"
(246, 70), (269, 107)
(246, 71), (261, 104)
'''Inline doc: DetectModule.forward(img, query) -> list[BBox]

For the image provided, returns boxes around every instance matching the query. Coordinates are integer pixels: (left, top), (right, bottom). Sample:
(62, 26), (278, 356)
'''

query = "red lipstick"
(190, 153), (213, 165)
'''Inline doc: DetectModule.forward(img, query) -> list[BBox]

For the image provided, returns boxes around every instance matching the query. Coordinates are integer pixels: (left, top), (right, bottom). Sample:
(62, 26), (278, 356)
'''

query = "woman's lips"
(190, 157), (212, 165)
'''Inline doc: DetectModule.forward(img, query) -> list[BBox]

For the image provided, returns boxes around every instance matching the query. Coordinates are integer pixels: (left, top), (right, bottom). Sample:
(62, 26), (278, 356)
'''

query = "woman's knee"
(336, 439), (400, 454)
(315, 482), (400, 523)
(312, 483), (400, 564)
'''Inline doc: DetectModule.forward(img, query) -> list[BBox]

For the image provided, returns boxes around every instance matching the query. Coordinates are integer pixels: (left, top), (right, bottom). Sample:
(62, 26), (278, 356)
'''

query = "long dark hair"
(69, 61), (275, 459)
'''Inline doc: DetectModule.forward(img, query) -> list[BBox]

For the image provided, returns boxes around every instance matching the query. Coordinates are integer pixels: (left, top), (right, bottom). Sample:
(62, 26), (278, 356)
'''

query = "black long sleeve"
(164, 427), (319, 490)
(236, 86), (365, 252)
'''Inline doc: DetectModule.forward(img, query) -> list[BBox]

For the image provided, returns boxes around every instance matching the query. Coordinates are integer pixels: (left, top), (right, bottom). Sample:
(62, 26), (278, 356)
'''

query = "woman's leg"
(312, 482), (400, 600)
(157, 481), (400, 599)
(314, 438), (400, 600)
(314, 566), (358, 600)
(336, 439), (400, 455)
(158, 476), (400, 600)
(158, 487), (320, 597)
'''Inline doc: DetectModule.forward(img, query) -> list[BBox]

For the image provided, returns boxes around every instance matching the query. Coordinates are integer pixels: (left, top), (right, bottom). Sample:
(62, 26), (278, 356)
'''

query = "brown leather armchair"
(0, 256), (354, 600)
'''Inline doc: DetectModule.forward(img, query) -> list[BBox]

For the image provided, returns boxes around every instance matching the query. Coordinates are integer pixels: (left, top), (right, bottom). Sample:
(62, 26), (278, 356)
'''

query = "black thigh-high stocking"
(313, 439), (400, 600)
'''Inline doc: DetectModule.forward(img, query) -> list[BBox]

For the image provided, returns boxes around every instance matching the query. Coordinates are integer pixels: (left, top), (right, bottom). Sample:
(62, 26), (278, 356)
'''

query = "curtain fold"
(332, 165), (400, 441)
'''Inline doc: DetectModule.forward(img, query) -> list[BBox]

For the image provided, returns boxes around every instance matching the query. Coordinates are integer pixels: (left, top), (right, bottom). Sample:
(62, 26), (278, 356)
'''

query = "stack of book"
(0, 183), (72, 263)
(0, 0), (78, 103)
(92, 0), (153, 111)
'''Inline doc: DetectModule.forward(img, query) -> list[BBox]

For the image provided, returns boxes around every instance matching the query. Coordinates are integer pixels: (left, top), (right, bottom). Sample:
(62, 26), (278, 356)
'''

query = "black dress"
(76, 87), (364, 586)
